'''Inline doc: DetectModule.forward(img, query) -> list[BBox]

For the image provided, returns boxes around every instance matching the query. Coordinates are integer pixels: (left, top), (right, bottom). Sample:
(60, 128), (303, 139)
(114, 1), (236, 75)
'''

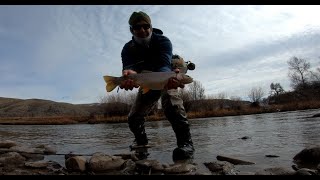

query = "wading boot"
(129, 133), (150, 160)
(172, 127), (195, 161)
(172, 143), (195, 161)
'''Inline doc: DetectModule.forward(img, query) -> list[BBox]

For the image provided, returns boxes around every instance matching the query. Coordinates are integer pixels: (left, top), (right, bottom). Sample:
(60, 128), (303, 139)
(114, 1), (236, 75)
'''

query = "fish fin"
(141, 86), (150, 94)
(103, 76), (118, 92)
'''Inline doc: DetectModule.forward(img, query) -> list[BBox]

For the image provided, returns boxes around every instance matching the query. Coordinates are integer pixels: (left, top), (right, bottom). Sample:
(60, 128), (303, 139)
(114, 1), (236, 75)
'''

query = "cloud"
(1, 5), (320, 103)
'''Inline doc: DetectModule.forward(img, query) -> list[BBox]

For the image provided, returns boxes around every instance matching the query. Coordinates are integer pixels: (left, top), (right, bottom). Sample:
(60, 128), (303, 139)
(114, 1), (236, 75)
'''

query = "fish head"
(178, 73), (193, 84)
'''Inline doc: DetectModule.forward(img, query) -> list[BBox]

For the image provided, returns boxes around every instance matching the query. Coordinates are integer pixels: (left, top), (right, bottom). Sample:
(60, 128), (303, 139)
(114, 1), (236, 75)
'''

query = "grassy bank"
(1, 100), (320, 125)
(0, 116), (88, 125)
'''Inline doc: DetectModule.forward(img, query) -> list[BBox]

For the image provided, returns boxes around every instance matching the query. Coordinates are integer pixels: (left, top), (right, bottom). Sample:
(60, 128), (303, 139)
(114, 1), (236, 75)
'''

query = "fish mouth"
(183, 78), (193, 84)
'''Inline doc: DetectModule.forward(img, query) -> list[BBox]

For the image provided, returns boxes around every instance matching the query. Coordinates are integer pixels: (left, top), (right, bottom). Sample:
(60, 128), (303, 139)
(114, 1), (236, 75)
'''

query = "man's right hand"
(166, 69), (185, 90)
(120, 70), (139, 91)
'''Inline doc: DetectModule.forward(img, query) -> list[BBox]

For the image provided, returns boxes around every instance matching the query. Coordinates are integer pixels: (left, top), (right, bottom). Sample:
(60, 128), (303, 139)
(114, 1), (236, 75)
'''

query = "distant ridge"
(0, 97), (94, 117)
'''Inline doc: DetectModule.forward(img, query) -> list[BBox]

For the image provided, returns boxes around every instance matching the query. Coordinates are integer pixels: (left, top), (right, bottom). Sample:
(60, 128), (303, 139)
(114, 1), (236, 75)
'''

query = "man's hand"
(120, 70), (139, 91)
(166, 68), (185, 90)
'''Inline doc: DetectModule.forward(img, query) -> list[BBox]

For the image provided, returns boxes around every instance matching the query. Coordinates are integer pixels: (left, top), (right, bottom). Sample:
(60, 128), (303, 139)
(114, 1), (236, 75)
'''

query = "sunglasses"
(131, 24), (151, 31)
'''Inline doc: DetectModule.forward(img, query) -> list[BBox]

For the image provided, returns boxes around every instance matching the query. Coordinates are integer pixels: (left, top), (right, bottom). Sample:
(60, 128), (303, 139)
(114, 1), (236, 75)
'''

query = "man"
(120, 11), (195, 161)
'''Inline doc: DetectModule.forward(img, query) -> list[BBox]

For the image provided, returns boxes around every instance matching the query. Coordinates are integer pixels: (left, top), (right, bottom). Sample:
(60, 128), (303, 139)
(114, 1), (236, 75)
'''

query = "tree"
(187, 80), (206, 100)
(248, 86), (265, 106)
(310, 67), (320, 82)
(287, 56), (311, 89)
(230, 96), (244, 110)
(99, 91), (137, 105)
(216, 92), (228, 109)
(178, 88), (191, 102)
(270, 83), (284, 96)
(97, 91), (137, 117)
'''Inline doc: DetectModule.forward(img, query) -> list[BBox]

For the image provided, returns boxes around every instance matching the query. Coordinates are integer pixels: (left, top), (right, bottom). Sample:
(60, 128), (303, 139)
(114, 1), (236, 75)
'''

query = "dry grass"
(87, 115), (128, 124)
(1, 100), (319, 125)
(0, 116), (89, 125)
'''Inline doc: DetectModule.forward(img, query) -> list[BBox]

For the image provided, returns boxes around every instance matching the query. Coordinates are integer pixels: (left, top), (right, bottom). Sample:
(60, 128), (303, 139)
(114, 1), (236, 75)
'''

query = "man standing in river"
(119, 11), (195, 161)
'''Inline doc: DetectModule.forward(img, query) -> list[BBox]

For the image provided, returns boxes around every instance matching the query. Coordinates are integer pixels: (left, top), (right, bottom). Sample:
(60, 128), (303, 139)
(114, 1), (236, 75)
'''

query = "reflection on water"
(1, 109), (319, 173)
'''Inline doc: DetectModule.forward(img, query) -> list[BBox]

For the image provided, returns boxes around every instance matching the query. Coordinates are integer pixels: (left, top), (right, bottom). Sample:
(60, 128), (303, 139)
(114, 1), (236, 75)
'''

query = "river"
(1, 108), (319, 174)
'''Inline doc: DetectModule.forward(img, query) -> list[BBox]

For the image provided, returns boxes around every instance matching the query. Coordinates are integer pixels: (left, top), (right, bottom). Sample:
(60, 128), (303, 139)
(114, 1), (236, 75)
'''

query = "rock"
(204, 161), (236, 175)
(1, 140), (320, 175)
(65, 156), (87, 172)
(135, 159), (164, 174)
(239, 136), (250, 140)
(216, 155), (255, 165)
(87, 153), (125, 172)
(293, 146), (320, 167)
(9, 145), (44, 154)
(294, 168), (317, 175)
(19, 152), (44, 161)
(312, 113), (320, 117)
(163, 163), (196, 174)
(34, 144), (57, 155)
(0, 140), (17, 148)
(265, 155), (280, 158)
(255, 167), (295, 175)
(121, 159), (136, 175)
(0, 152), (26, 166)
(24, 161), (51, 169)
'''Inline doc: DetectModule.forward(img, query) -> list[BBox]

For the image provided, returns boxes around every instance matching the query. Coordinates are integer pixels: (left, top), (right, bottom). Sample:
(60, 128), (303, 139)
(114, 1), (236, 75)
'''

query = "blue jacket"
(121, 28), (173, 73)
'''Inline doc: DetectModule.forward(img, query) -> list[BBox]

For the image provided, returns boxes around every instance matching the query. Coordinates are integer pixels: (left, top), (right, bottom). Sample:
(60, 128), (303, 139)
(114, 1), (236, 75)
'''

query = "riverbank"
(1, 102), (319, 125)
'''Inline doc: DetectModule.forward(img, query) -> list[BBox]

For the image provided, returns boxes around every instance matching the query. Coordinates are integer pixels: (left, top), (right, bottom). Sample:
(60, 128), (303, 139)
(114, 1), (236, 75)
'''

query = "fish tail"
(103, 76), (119, 92)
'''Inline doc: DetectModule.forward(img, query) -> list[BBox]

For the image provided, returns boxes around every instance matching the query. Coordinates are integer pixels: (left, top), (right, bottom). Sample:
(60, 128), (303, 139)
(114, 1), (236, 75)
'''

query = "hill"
(0, 97), (92, 117)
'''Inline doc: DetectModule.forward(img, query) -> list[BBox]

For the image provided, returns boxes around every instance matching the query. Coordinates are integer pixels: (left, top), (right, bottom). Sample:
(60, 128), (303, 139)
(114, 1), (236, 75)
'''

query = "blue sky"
(1, 5), (320, 104)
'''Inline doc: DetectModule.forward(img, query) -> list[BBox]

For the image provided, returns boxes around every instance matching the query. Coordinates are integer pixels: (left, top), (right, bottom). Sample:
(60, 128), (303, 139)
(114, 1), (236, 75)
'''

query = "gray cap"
(129, 11), (151, 26)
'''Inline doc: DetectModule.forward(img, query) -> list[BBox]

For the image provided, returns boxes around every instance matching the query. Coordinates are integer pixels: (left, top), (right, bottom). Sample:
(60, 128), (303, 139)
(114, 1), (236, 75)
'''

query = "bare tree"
(287, 56), (311, 89)
(205, 94), (215, 100)
(187, 80), (206, 100)
(100, 93), (124, 103)
(178, 88), (191, 102)
(217, 92), (227, 99)
(230, 96), (242, 101)
(98, 91), (137, 105)
(178, 88), (192, 112)
(126, 92), (137, 105)
(248, 86), (265, 104)
(97, 91), (133, 117)
(230, 96), (244, 110)
(310, 67), (320, 82)
(270, 82), (285, 96)
(216, 92), (228, 109)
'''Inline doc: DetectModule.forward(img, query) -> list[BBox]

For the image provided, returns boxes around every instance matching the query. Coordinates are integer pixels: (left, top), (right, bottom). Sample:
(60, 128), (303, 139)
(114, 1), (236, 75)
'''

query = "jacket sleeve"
(121, 43), (136, 71)
(155, 35), (173, 72)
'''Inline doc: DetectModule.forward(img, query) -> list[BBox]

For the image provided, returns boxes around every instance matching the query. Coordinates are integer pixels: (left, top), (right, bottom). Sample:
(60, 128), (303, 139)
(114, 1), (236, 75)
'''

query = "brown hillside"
(0, 97), (90, 117)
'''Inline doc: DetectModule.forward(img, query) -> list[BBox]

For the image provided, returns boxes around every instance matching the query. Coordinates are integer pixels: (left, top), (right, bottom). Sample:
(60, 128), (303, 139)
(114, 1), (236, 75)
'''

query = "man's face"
(131, 20), (152, 38)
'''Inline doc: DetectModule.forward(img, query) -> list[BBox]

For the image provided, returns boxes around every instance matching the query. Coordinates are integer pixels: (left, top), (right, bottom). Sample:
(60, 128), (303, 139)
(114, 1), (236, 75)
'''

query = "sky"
(1, 5), (320, 104)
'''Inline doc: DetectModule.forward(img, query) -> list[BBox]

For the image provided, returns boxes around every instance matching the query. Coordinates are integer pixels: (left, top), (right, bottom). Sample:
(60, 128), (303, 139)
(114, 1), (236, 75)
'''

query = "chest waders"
(127, 54), (196, 161)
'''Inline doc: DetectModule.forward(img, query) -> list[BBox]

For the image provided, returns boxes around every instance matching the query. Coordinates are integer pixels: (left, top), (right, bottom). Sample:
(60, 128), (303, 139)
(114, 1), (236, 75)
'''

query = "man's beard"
(133, 33), (152, 47)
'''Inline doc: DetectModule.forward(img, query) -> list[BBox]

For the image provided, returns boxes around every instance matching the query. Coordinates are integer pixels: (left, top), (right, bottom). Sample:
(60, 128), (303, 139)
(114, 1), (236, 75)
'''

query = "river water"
(1, 108), (319, 173)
